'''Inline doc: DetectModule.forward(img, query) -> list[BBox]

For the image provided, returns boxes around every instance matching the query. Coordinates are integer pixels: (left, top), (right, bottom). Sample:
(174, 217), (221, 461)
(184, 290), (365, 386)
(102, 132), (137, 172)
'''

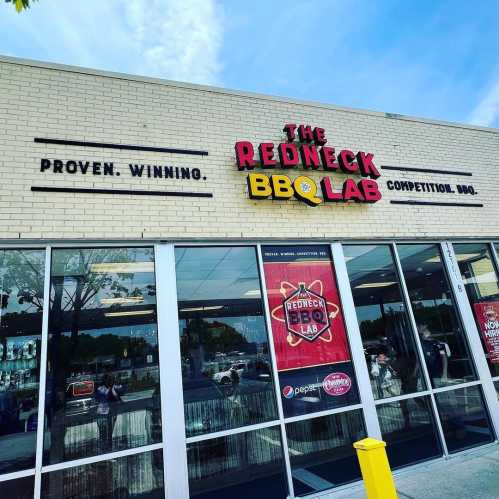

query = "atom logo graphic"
(271, 280), (340, 347)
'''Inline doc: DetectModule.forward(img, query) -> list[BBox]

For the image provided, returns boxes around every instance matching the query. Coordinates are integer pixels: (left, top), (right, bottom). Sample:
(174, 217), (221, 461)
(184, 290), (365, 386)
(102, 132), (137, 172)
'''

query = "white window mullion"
(154, 244), (189, 499)
(33, 246), (51, 499)
(330, 243), (382, 439)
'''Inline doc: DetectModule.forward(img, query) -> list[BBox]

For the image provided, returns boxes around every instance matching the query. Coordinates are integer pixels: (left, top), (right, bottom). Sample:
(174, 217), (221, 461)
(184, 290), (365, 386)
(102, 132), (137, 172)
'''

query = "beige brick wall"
(0, 56), (498, 241)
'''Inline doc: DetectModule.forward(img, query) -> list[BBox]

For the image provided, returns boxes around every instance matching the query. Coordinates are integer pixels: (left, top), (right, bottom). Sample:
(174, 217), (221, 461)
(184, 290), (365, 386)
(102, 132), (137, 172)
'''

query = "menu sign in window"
(262, 245), (358, 416)
(474, 302), (499, 364)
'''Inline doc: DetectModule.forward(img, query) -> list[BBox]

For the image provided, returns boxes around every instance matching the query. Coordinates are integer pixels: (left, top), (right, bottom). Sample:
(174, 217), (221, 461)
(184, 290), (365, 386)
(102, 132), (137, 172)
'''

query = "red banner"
(262, 246), (350, 371)
(473, 301), (499, 364)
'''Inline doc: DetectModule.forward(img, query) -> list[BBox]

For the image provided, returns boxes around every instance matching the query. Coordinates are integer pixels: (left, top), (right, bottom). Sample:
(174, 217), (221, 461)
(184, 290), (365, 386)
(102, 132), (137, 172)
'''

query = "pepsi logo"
(282, 385), (294, 399)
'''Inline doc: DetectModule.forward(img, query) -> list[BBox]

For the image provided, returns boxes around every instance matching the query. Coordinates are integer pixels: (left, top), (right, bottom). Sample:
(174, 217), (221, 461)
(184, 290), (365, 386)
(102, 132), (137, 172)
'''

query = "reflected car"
(65, 380), (96, 416)
(212, 362), (248, 384)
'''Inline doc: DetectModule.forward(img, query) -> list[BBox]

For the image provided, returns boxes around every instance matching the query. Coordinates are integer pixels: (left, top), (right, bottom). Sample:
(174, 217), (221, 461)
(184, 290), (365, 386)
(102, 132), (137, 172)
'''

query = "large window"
(344, 245), (426, 400)
(453, 243), (499, 377)
(42, 449), (164, 498)
(397, 244), (476, 388)
(187, 427), (288, 499)
(0, 249), (45, 474)
(376, 396), (442, 468)
(44, 248), (161, 464)
(175, 247), (278, 437)
(261, 245), (359, 417)
(286, 410), (365, 496)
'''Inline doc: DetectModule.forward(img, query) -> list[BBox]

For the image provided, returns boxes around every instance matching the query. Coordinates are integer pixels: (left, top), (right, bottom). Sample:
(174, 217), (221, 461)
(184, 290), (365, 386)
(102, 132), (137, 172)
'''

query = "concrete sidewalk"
(332, 443), (499, 499)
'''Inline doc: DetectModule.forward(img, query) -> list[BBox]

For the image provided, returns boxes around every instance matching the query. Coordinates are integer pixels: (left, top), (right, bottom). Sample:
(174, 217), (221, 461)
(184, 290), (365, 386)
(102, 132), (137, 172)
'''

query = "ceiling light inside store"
(101, 297), (144, 305)
(355, 282), (397, 289)
(105, 310), (154, 317)
(244, 290), (261, 296)
(90, 262), (154, 273)
(179, 306), (224, 312)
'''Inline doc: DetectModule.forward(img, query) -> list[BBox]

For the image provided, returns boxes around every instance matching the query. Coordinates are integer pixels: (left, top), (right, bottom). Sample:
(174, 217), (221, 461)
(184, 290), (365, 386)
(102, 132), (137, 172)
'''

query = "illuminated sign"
(235, 124), (381, 206)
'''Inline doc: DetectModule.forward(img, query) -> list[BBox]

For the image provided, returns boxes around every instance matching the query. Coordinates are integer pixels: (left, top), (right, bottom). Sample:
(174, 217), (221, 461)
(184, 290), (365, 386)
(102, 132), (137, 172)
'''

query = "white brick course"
(0, 55), (498, 242)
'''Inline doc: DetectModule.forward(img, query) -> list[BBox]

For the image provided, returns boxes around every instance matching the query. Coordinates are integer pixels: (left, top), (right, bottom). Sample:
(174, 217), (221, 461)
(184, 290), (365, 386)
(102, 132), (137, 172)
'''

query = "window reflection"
(377, 396), (442, 468)
(0, 249), (45, 474)
(187, 427), (288, 499)
(175, 247), (278, 437)
(435, 385), (494, 453)
(344, 245), (425, 400)
(44, 248), (161, 464)
(454, 243), (499, 377)
(42, 450), (164, 498)
(0, 475), (35, 499)
(286, 410), (365, 496)
(397, 244), (475, 387)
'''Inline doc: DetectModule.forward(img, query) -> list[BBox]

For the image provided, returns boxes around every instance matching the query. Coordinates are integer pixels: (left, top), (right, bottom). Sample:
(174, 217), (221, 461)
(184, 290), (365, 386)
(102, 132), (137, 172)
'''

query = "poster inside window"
(262, 245), (359, 417)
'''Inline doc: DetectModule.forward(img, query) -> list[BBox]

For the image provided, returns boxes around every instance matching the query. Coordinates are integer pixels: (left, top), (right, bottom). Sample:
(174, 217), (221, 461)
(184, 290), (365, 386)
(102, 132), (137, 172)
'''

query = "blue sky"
(1, 0), (499, 128)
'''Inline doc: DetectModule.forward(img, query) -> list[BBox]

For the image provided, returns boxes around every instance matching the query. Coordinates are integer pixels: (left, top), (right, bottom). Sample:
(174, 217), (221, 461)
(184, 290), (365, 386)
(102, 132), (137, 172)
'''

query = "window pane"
(344, 245), (426, 400)
(44, 248), (161, 464)
(435, 385), (494, 453)
(377, 396), (442, 468)
(0, 249), (45, 474)
(286, 410), (365, 496)
(42, 449), (164, 498)
(0, 475), (35, 499)
(453, 243), (499, 377)
(397, 244), (476, 387)
(176, 247), (278, 438)
(262, 245), (359, 417)
(187, 427), (288, 499)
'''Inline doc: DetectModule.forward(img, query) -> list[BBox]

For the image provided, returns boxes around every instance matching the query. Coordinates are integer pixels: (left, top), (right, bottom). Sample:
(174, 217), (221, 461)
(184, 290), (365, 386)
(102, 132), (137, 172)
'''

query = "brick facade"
(0, 55), (497, 241)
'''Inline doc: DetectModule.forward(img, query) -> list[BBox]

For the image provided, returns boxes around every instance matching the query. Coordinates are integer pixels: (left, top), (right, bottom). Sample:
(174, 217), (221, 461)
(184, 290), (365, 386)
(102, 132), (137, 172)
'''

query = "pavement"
(331, 443), (499, 499)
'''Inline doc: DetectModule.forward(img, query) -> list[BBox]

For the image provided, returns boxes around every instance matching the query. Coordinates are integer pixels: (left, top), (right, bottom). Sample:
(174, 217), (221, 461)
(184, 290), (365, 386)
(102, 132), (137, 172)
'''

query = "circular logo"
(282, 385), (294, 399)
(300, 181), (312, 193)
(322, 373), (351, 396)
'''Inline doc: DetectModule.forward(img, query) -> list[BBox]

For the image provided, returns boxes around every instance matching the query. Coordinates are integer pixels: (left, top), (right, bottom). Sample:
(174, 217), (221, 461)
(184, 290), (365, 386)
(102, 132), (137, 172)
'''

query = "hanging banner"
(262, 245), (358, 416)
(473, 301), (499, 364)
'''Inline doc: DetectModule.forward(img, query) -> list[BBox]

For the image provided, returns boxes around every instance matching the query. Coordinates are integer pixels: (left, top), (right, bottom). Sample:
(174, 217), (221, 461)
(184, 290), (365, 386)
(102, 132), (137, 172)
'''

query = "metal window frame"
(0, 239), (498, 499)
(440, 241), (499, 438)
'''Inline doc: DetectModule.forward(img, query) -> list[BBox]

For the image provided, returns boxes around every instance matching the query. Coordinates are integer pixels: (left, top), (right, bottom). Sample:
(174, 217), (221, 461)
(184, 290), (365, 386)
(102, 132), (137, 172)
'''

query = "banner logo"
(271, 280), (339, 347)
(282, 386), (295, 399)
(322, 372), (352, 396)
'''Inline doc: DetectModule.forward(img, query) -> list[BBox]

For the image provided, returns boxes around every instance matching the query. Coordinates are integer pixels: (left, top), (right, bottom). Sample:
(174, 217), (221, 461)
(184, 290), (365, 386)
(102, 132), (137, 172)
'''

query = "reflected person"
(96, 374), (123, 452)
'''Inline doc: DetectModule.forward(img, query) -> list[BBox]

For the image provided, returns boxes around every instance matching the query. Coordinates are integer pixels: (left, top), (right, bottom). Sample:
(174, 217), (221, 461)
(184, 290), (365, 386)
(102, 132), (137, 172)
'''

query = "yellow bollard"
(353, 437), (398, 499)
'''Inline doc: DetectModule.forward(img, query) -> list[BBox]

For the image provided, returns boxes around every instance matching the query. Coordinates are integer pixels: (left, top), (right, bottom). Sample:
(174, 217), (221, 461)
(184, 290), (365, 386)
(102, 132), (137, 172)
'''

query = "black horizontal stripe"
(31, 186), (213, 198)
(381, 165), (472, 176)
(34, 137), (208, 156)
(390, 200), (482, 207)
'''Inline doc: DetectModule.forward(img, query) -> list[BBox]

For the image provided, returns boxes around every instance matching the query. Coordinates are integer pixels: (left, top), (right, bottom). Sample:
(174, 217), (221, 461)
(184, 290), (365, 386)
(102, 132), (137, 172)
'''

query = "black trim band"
(381, 165), (472, 176)
(31, 186), (213, 198)
(390, 200), (482, 207)
(34, 138), (209, 156)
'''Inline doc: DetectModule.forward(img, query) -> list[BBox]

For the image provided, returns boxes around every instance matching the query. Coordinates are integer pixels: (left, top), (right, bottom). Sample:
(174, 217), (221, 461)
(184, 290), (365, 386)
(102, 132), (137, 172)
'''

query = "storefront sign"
(473, 302), (499, 364)
(235, 124), (381, 206)
(32, 137), (212, 198)
(262, 245), (358, 416)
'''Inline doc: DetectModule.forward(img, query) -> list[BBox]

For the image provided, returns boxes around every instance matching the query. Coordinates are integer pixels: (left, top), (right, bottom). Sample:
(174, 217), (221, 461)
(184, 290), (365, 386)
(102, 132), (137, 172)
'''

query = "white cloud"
(124, 0), (224, 85)
(0, 0), (224, 86)
(468, 74), (499, 127)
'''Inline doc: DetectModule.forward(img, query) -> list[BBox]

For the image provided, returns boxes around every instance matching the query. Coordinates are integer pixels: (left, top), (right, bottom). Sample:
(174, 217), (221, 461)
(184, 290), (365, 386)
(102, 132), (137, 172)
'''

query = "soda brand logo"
(322, 372), (352, 396)
(235, 124), (382, 206)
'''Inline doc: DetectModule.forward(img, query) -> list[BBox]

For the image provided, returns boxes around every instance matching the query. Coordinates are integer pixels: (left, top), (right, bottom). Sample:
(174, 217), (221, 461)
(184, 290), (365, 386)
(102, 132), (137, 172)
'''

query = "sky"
(1, 0), (499, 128)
